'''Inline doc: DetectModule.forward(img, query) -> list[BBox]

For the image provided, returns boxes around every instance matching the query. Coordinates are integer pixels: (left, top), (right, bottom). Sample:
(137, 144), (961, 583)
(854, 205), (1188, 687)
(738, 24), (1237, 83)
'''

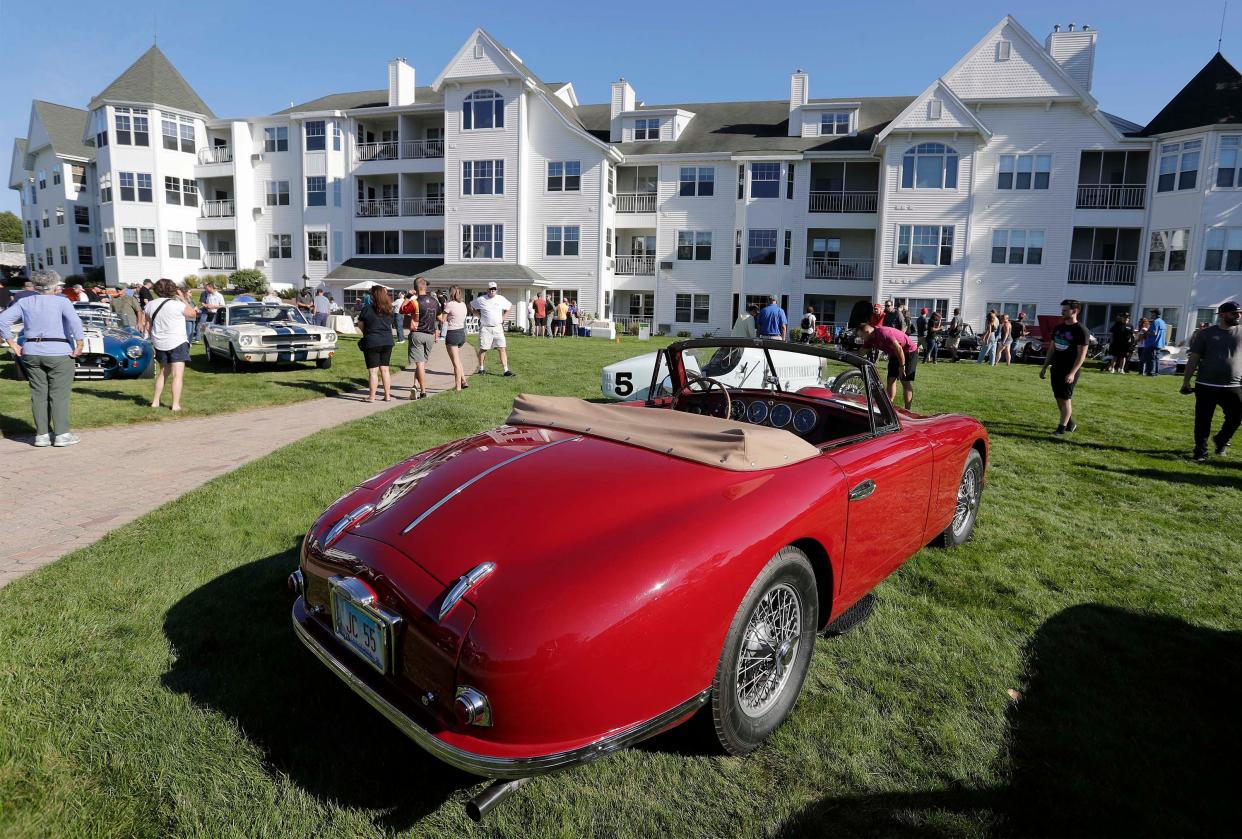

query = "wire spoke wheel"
(952, 462), (980, 536)
(734, 583), (802, 718)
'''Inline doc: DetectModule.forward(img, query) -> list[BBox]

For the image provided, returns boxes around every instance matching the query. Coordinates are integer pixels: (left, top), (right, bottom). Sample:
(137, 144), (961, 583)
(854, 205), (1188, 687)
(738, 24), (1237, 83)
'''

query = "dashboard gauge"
(747, 400), (769, 424)
(731, 400), (748, 421)
(770, 403), (793, 428)
(792, 407), (818, 434)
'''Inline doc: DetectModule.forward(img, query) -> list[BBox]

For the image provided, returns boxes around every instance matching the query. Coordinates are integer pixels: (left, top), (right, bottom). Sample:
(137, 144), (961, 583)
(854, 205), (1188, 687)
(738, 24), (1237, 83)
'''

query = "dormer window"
(463, 90), (504, 130)
(996, 40), (1012, 61)
(634, 118), (660, 141)
(820, 112), (851, 136)
(927, 100), (943, 120)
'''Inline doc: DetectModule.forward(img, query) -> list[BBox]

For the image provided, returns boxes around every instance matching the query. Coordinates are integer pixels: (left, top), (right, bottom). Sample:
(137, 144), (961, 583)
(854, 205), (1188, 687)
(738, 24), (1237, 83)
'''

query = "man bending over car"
(857, 321), (917, 410)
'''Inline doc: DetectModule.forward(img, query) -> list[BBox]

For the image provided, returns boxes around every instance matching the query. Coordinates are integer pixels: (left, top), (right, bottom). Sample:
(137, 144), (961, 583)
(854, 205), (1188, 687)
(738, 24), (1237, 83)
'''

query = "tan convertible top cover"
(507, 394), (820, 471)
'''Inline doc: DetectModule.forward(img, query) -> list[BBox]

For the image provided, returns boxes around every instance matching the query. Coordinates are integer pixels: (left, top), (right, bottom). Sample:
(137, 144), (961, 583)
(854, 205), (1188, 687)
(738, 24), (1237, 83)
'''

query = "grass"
(0, 337), (1238, 838)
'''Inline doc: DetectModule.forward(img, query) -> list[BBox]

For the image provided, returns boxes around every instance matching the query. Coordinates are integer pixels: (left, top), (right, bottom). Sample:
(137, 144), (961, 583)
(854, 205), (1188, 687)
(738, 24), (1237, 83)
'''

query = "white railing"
(401, 197), (445, 216)
(356, 141), (399, 162)
(1075, 184), (1145, 210)
(0, 242), (24, 253)
(613, 315), (654, 334)
(614, 255), (655, 275)
(201, 199), (234, 218)
(1068, 259), (1138, 285)
(197, 146), (232, 165)
(808, 191), (878, 213)
(204, 252), (236, 270)
(615, 192), (656, 213)
(402, 139), (444, 159)
(356, 199), (400, 218)
(805, 257), (874, 280)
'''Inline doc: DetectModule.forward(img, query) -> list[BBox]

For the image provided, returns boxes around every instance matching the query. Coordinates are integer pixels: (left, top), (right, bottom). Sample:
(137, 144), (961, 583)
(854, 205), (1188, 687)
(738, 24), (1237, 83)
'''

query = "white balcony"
(201, 200), (235, 218)
(616, 193), (656, 213)
(356, 141), (400, 162)
(401, 197), (444, 217)
(402, 139), (444, 159)
(614, 255), (655, 275)
(197, 146), (233, 165)
(1075, 185), (1145, 210)
(1068, 259), (1138, 285)
(808, 191), (878, 213)
(356, 199), (400, 218)
(805, 257), (874, 280)
(204, 252), (236, 270)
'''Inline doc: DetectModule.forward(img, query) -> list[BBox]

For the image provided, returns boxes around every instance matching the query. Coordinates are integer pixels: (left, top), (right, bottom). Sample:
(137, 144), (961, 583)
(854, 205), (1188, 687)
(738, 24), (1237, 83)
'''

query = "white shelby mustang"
(203, 303), (337, 372)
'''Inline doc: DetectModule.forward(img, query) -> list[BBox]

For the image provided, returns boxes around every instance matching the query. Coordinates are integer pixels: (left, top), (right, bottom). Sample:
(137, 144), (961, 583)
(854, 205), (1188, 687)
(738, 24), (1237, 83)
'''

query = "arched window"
(463, 89), (504, 130)
(901, 143), (958, 189)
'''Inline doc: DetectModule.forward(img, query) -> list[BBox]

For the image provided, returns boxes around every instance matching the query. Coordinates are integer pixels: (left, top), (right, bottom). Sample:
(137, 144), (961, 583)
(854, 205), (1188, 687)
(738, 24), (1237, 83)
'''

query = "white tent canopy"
(341, 280), (403, 291)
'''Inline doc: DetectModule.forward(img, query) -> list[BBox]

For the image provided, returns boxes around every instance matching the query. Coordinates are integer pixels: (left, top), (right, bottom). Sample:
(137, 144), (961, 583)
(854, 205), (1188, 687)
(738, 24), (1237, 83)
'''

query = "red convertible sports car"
(290, 338), (988, 817)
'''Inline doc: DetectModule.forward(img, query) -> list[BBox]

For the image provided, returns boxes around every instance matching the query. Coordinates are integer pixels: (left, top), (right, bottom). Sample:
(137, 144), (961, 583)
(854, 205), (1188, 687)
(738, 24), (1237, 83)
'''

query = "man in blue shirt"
(755, 295), (788, 340)
(1142, 308), (1167, 376)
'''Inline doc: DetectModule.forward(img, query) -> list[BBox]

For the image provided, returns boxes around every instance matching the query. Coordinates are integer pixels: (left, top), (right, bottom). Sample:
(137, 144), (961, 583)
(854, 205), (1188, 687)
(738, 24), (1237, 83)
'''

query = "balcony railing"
(197, 146), (232, 165)
(613, 315), (654, 333)
(808, 191), (878, 213)
(805, 257), (874, 280)
(204, 252), (236, 270)
(1068, 259), (1138, 285)
(356, 141), (399, 162)
(616, 192), (656, 213)
(401, 197), (445, 216)
(1076, 184), (1145, 210)
(356, 199), (400, 218)
(402, 139), (444, 159)
(201, 199), (235, 218)
(614, 255), (655, 275)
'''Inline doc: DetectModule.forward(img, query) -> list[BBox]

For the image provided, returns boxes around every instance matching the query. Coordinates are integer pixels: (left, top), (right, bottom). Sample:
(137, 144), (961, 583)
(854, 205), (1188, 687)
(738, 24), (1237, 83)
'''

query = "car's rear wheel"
(711, 546), (818, 756)
(316, 357), (332, 369)
(936, 448), (983, 547)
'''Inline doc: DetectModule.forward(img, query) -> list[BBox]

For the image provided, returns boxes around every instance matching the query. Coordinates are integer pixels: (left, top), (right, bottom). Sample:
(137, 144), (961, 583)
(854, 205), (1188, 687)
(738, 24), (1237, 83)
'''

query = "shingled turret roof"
(1139, 52), (1242, 136)
(88, 46), (214, 117)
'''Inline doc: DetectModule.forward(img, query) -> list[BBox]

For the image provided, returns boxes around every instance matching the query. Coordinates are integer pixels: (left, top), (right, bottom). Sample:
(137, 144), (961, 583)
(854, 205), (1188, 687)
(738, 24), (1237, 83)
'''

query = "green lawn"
(0, 337), (369, 437)
(0, 337), (1238, 838)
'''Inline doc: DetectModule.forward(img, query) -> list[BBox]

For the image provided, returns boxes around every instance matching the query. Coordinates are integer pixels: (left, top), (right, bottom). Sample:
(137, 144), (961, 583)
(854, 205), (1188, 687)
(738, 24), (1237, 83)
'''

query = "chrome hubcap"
(735, 583), (802, 717)
(952, 466), (979, 535)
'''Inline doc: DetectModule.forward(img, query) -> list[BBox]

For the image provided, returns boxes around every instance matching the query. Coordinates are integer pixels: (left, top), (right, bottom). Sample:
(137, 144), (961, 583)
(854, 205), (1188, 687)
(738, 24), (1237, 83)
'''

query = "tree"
(228, 269), (267, 294)
(0, 211), (22, 244)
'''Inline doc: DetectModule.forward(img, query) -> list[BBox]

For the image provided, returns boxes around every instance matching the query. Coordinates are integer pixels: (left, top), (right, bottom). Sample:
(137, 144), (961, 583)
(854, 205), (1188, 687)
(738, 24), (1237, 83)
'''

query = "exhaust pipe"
(465, 777), (530, 822)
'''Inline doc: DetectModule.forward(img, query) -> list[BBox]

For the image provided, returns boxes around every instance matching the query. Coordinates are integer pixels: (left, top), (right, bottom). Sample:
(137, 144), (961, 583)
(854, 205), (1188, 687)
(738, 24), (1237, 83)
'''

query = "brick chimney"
(1045, 23), (1097, 92)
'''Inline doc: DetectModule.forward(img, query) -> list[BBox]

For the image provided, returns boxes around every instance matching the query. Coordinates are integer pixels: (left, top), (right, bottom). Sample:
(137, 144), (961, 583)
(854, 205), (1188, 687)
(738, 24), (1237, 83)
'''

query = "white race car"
(602, 344), (825, 401)
(203, 303), (337, 372)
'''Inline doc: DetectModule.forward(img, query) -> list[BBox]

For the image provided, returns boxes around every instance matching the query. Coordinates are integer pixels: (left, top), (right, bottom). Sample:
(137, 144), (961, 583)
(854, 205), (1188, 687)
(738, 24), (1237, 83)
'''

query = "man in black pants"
(1040, 299), (1090, 435)
(1181, 300), (1241, 463)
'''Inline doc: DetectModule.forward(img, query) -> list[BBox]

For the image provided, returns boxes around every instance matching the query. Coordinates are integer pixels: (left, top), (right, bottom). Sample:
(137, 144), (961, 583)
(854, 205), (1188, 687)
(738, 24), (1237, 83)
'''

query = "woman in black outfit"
(355, 285), (396, 402)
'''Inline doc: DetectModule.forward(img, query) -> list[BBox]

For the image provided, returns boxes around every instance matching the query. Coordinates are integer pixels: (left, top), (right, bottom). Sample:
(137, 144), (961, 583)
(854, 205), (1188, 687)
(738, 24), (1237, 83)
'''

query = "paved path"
(0, 340), (477, 588)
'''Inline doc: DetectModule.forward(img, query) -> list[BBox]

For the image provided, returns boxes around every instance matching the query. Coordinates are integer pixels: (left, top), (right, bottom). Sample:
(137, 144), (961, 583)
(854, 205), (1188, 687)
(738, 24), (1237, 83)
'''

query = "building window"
(897, 224), (954, 265)
(71, 165), (86, 188)
(266, 180), (290, 206)
(133, 110), (149, 146)
(984, 301), (1038, 322)
(136, 173), (152, 202)
(678, 166), (715, 197)
(265, 126), (288, 152)
(750, 163), (781, 198)
(1148, 229), (1189, 272)
(1216, 135), (1241, 188)
(58, 246), (67, 264)
(353, 231), (398, 256)
(115, 109), (132, 144)
(991, 229), (1044, 265)
(735, 230), (742, 264)
(137, 228), (155, 257)
(786, 163), (795, 199)
(52, 168), (61, 186)
(77, 246), (93, 265)
(99, 176), (112, 203)
(607, 166), (615, 196)
(165, 176), (182, 205)
(120, 173), (135, 201)
(927, 100), (943, 120)
(269, 233), (293, 259)
(748, 229), (778, 264)
(462, 160), (504, 195)
(462, 89), (504, 130)
(37, 170), (46, 190)
(182, 181), (197, 207)
(676, 230), (712, 261)
(634, 117), (659, 140)
(307, 231), (328, 261)
(547, 161), (581, 192)
(41, 211), (49, 228)
(185, 232), (201, 260)
(902, 143), (958, 189)
(104, 229), (116, 258)
(401, 230), (444, 255)
(462, 224), (503, 259)
(333, 123), (342, 151)
(820, 112), (850, 135)
(605, 227), (613, 258)
(998, 154), (1051, 189)
(168, 231), (184, 259)
(306, 177), (326, 207)
(305, 120), (326, 151)
(55, 206), (64, 225)
(1204, 227), (1242, 271)
(162, 118), (179, 150)
(737, 164), (745, 199)
(996, 40), (1012, 60)
(1158, 140), (1201, 192)
(545, 225), (580, 257)
(784, 230), (792, 265)
(179, 120), (195, 153)
(675, 293), (710, 323)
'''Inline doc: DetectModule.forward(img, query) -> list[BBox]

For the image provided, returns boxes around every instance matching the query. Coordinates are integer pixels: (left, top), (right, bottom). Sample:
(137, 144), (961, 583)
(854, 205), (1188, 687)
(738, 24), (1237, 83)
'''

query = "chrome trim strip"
(439, 562), (496, 622)
(292, 598), (710, 779)
(401, 437), (582, 535)
(322, 503), (376, 548)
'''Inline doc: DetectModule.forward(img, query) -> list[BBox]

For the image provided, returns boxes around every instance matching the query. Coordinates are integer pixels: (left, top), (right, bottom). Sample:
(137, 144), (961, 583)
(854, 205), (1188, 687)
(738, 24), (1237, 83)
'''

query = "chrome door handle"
(849, 479), (876, 502)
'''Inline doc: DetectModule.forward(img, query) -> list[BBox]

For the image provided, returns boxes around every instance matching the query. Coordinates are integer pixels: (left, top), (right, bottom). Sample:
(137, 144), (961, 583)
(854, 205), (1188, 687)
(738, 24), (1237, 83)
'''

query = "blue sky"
(2, 0), (1236, 213)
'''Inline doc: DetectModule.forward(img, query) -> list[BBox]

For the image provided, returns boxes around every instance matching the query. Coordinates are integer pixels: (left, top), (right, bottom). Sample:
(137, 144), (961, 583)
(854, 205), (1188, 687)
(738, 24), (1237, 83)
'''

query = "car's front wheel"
(711, 546), (818, 756)
(936, 448), (983, 547)
(316, 357), (332, 369)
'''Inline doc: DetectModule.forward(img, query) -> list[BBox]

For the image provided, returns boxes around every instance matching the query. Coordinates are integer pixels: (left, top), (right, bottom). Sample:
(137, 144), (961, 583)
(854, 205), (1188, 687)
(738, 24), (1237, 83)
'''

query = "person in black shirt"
(138, 279), (155, 307)
(881, 300), (902, 330)
(355, 285), (396, 402)
(1181, 301), (1241, 462)
(1106, 311), (1136, 373)
(1040, 299), (1090, 435)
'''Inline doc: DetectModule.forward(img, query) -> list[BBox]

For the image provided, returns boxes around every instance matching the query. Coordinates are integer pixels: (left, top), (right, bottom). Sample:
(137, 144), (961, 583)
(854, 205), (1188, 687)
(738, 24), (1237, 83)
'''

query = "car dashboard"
(675, 390), (872, 447)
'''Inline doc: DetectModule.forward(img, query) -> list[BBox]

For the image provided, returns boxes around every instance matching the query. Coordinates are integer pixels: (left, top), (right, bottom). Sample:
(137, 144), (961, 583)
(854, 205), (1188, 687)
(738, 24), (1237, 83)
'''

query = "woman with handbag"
(355, 285), (396, 402)
(144, 279), (198, 412)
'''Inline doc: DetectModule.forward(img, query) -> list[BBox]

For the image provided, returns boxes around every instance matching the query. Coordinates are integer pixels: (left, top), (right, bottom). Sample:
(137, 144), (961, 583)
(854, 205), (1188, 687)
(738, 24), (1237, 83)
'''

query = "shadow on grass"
(72, 386), (152, 408)
(1087, 463), (1242, 489)
(982, 420), (1184, 456)
(270, 378), (369, 399)
(161, 548), (473, 832)
(775, 604), (1241, 837)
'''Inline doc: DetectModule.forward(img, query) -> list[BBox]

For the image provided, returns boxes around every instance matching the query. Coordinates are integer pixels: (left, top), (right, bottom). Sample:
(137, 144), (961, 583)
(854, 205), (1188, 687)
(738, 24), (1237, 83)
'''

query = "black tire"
(711, 546), (818, 756)
(229, 347), (242, 374)
(831, 369), (865, 396)
(1020, 345), (1033, 364)
(935, 448), (984, 547)
(207, 344), (222, 366)
(316, 357), (332, 370)
(139, 357), (156, 379)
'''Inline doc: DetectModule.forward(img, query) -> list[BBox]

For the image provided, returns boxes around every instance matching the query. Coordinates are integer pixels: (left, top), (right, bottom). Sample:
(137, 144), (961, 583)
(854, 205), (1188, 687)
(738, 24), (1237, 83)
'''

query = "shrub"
(791, 327), (803, 342)
(228, 269), (267, 294)
(676, 330), (692, 338)
(183, 275), (201, 289)
(277, 287), (297, 300)
(628, 322), (641, 336)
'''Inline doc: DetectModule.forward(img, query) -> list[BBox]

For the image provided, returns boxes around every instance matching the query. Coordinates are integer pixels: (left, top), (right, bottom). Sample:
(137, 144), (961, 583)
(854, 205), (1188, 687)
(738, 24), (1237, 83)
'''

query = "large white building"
(8, 17), (1242, 340)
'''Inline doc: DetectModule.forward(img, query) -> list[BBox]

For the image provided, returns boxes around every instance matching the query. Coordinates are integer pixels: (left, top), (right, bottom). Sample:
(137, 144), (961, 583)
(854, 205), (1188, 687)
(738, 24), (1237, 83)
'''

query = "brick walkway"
(0, 340), (477, 588)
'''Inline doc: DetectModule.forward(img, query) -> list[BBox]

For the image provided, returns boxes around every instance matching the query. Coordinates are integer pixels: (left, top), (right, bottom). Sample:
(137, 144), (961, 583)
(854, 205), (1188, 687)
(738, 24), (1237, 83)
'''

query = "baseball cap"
(1218, 301), (1239, 314)
(487, 282), (498, 290)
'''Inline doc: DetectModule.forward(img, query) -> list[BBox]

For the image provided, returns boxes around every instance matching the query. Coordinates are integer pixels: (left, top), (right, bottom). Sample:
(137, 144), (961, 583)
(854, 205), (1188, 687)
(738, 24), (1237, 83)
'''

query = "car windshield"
(229, 305), (308, 326)
(664, 343), (873, 411)
(75, 308), (123, 330)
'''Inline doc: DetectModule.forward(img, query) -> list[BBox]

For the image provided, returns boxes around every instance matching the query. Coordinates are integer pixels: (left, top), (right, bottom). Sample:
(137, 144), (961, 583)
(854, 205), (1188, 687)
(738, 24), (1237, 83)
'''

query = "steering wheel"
(671, 371), (732, 420)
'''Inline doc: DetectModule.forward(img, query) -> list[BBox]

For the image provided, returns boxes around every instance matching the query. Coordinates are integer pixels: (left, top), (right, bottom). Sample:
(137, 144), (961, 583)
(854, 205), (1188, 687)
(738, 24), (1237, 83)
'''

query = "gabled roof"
(1139, 52), (1242, 136)
(88, 46), (214, 117)
(9, 138), (30, 189)
(325, 258), (444, 281)
(875, 80), (992, 146)
(31, 101), (95, 160)
(273, 87), (443, 115)
(421, 263), (550, 284)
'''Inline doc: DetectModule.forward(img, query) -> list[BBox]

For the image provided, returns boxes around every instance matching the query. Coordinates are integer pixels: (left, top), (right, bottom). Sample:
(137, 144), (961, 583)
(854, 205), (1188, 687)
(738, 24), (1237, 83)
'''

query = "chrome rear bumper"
(291, 596), (709, 779)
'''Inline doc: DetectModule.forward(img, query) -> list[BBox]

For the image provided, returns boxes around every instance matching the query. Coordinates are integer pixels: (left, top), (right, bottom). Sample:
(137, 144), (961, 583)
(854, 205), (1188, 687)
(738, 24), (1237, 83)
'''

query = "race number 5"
(614, 372), (633, 397)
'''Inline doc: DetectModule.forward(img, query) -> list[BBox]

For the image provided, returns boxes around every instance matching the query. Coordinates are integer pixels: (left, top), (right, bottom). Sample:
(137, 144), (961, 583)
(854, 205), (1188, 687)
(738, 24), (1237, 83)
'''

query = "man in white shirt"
(470, 282), (514, 376)
(196, 283), (226, 341)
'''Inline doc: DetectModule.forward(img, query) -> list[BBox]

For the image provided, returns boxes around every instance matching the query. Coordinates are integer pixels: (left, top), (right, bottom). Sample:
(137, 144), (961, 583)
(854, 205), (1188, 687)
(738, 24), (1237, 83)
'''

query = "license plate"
(331, 590), (390, 674)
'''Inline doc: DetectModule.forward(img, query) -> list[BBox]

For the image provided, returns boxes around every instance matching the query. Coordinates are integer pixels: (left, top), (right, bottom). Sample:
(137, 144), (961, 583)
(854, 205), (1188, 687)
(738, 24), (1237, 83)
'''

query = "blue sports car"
(11, 303), (154, 380)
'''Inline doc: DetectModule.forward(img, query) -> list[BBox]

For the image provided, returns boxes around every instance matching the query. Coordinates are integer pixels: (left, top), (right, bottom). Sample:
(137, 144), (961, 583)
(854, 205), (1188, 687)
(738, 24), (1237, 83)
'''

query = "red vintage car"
(290, 338), (988, 816)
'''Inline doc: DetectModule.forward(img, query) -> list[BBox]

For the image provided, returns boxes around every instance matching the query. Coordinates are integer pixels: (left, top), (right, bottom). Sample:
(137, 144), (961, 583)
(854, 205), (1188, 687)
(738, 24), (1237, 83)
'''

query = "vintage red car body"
(291, 339), (988, 780)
